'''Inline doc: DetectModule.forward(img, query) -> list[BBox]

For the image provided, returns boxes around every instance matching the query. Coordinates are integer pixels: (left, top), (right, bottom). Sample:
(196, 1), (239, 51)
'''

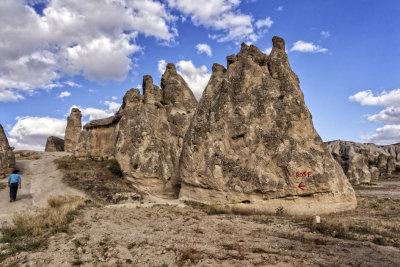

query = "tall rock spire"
(64, 108), (82, 152)
(178, 36), (356, 215)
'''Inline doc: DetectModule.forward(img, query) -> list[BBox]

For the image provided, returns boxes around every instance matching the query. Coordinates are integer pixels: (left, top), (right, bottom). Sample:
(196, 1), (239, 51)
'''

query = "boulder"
(326, 140), (400, 184)
(0, 124), (15, 178)
(45, 136), (64, 152)
(64, 108), (82, 152)
(178, 37), (356, 215)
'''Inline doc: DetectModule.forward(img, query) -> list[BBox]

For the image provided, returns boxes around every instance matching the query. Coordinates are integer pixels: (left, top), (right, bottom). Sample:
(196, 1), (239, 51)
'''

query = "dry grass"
(14, 150), (41, 160)
(55, 156), (140, 203)
(0, 196), (85, 261)
(305, 196), (400, 246)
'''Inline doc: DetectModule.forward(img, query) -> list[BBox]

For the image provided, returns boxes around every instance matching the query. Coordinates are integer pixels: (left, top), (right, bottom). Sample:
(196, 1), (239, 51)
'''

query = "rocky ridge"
(0, 124), (15, 178)
(178, 37), (356, 214)
(326, 140), (400, 184)
(45, 136), (64, 152)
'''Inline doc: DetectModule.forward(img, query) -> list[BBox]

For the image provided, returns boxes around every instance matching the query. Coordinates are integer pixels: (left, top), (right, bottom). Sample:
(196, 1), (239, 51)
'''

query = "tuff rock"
(178, 36), (356, 215)
(0, 124), (15, 178)
(64, 108), (82, 152)
(326, 140), (400, 184)
(45, 136), (64, 152)
(75, 65), (197, 198)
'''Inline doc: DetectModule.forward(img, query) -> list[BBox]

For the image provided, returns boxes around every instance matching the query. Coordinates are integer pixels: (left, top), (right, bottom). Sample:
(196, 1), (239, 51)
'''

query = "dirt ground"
(1, 153), (399, 266)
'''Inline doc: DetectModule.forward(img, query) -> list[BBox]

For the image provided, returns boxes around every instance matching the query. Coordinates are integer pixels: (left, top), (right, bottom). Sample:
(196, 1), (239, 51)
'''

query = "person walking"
(8, 170), (21, 202)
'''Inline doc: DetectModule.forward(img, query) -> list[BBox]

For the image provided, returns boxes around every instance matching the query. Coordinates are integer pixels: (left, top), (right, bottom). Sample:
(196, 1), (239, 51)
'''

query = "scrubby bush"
(108, 159), (123, 177)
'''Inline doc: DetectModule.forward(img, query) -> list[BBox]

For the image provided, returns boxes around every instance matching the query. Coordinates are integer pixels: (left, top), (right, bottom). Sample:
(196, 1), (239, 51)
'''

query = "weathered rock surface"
(64, 108), (82, 152)
(75, 115), (121, 159)
(178, 37), (356, 215)
(0, 124), (15, 178)
(114, 68), (197, 197)
(75, 65), (197, 198)
(326, 140), (400, 184)
(45, 136), (64, 152)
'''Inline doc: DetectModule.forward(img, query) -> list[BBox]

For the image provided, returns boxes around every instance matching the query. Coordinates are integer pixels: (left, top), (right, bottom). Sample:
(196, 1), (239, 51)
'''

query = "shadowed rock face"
(64, 108), (82, 152)
(178, 36), (356, 215)
(114, 66), (197, 198)
(0, 124), (15, 178)
(45, 136), (64, 152)
(326, 140), (400, 184)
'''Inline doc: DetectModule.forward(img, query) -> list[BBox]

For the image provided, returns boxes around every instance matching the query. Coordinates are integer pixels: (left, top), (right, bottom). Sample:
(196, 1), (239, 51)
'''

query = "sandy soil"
(0, 152), (85, 226)
(1, 153), (399, 266)
(355, 181), (400, 198)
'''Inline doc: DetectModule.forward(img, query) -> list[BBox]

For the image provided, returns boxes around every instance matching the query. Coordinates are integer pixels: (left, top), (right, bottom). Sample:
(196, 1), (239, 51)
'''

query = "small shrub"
(275, 206), (285, 216)
(127, 242), (136, 249)
(108, 160), (123, 177)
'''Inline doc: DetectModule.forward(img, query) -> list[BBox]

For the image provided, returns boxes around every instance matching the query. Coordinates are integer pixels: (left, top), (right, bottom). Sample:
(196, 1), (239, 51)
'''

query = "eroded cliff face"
(114, 68), (197, 198)
(45, 136), (64, 152)
(75, 115), (121, 159)
(0, 124), (15, 178)
(326, 140), (400, 184)
(64, 108), (82, 152)
(178, 37), (356, 215)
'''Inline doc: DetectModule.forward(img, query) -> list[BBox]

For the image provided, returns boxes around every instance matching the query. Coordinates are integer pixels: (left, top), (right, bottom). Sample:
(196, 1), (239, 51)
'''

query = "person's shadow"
(16, 194), (33, 201)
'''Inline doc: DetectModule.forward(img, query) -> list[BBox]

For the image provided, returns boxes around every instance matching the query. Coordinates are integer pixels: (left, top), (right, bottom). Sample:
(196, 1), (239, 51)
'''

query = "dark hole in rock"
(232, 133), (245, 140)
(133, 164), (138, 170)
(241, 200), (251, 204)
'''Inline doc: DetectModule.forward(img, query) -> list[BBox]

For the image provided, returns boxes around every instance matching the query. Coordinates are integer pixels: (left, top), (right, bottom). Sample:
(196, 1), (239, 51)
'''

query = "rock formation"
(114, 67), (197, 197)
(74, 65), (197, 198)
(326, 140), (400, 184)
(75, 115), (121, 159)
(45, 136), (64, 152)
(0, 124), (15, 178)
(178, 37), (356, 215)
(64, 108), (82, 152)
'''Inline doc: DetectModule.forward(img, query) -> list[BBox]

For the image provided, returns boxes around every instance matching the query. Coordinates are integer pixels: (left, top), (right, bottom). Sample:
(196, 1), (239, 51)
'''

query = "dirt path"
(0, 152), (85, 226)
(355, 181), (400, 198)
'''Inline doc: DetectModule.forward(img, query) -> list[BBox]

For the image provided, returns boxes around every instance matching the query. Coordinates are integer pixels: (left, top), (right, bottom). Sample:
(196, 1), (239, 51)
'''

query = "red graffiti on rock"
(296, 171), (312, 178)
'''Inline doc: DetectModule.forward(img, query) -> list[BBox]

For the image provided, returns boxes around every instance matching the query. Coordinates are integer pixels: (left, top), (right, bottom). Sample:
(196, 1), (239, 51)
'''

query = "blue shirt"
(8, 174), (21, 183)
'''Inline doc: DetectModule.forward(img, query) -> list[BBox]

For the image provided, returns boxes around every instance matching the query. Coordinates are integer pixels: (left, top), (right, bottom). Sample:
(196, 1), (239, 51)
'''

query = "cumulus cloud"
(350, 88), (400, 144)
(290, 41), (328, 53)
(320, 31), (330, 38)
(166, 0), (271, 43)
(72, 101), (121, 122)
(196, 43), (212, 56)
(0, 0), (177, 102)
(255, 17), (273, 29)
(349, 89), (400, 106)
(361, 125), (400, 145)
(176, 60), (211, 99)
(8, 116), (67, 151)
(158, 59), (167, 75)
(59, 91), (71, 98)
(276, 6), (283, 11)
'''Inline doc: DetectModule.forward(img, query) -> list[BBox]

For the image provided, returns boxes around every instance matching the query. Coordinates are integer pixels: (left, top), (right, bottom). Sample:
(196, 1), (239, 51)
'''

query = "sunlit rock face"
(178, 37), (357, 215)
(326, 140), (400, 184)
(64, 108), (82, 152)
(45, 136), (64, 152)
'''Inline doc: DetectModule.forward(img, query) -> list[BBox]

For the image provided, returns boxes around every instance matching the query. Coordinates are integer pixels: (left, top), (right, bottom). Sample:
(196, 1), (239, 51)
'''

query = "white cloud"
(264, 47), (272, 55)
(276, 6), (283, 11)
(361, 125), (400, 145)
(59, 91), (71, 98)
(290, 41), (328, 53)
(255, 17), (273, 29)
(158, 59), (167, 75)
(64, 81), (82, 87)
(166, 0), (270, 43)
(349, 89), (400, 106)
(320, 31), (330, 38)
(351, 88), (400, 145)
(111, 96), (118, 100)
(176, 60), (211, 99)
(0, 0), (177, 102)
(196, 43), (212, 56)
(368, 106), (400, 124)
(8, 116), (67, 151)
(71, 101), (121, 122)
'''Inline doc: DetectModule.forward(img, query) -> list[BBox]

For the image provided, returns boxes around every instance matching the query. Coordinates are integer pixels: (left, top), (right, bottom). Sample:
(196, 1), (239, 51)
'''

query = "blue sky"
(0, 0), (399, 150)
